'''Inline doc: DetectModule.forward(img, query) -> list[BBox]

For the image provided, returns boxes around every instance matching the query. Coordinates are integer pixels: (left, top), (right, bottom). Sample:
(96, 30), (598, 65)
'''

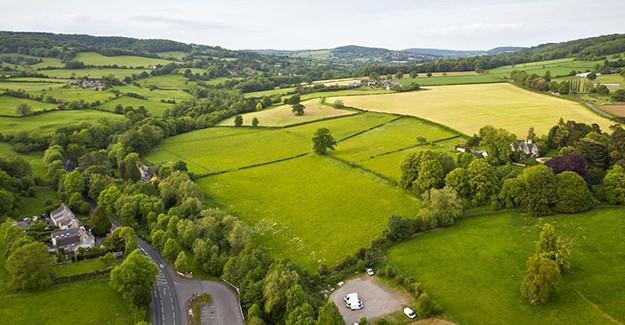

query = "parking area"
(329, 275), (412, 324)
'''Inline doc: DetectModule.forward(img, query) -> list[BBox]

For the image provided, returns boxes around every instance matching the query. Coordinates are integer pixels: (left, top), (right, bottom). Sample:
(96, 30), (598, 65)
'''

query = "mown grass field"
(487, 58), (601, 78)
(397, 74), (502, 86)
(387, 208), (625, 325)
(0, 110), (123, 135)
(331, 83), (614, 136)
(299, 88), (393, 101)
(39, 68), (150, 79)
(53, 260), (108, 278)
(74, 52), (172, 67)
(0, 96), (57, 116)
(0, 278), (141, 325)
(147, 112), (397, 174)
(243, 87), (296, 98)
(219, 98), (358, 126)
(198, 155), (419, 272)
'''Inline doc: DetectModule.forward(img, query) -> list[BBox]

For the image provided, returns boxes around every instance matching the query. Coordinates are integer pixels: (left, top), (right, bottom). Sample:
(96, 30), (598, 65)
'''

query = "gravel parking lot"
(330, 275), (412, 324)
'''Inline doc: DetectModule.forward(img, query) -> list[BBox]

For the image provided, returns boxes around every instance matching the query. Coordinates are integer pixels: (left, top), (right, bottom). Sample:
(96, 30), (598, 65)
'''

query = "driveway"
(330, 275), (412, 324)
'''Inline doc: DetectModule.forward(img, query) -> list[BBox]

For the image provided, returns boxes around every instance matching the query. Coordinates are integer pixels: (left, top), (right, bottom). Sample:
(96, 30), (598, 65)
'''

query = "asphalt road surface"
(111, 220), (244, 325)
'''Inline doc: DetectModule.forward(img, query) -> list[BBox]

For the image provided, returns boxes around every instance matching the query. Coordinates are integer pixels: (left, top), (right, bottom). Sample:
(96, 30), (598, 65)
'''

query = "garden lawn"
(0, 96), (57, 116)
(396, 74), (502, 86)
(15, 186), (57, 217)
(74, 52), (172, 67)
(0, 110), (123, 136)
(53, 260), (108, 278)
(387, 208), (625, 325)
(39, 68), (150, 79)
(197, 155), (419, 272)
(147, 112), (396, 174)
(330, 83), (614, 136)
(0, 278), (142, 325)
(219, 98), (358, 126)
(332, 116), (459, 162)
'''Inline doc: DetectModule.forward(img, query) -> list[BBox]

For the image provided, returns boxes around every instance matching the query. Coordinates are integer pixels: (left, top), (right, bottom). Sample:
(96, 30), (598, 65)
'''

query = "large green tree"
(109, 249), (158, 306)
(521, 256), (561, 305)
(6, 242), (53, 291)
(90, 206), (112, 236)
(467, 159), (499, 205)
(312, 128), (337, 155)
(315, 301), (343, 325)
(517, 165), (557, 216)
(554, 172), (594, 213)
(479, 126), (516, 165)
(603, 165), (625, 204)
(263, 262), (300, 316)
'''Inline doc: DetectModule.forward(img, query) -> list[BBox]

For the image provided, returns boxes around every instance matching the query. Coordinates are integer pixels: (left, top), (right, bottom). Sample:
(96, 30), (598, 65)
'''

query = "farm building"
(511, 139), (540, 158)
(49, 204), (95, 252)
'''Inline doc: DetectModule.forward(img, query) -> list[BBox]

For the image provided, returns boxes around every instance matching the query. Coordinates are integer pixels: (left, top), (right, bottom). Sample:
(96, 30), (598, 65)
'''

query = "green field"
(198, 155), (419, 272)
(204, 77), (241, 86)
(33, 88), (116, 104)
(299, 88), (393, 101)
(387, 208), (625, 325)
(219, 98), (358, 126)
(98, 96), (172, 115)
(74, 52), (172, 67)
(0, 143), (46, 179)
(0, 110), (123, 135)
(397, 74), (502, 86)
(0, 96), (58, 116)
(488, 58), (601, 79)
(157, 51), (188, 60)
(15, 186), (56, 217)
(146, 112), (396, 174)
(0, 81), (65, 92)
(331, 83), (614, 136)
(39, 68), (150, 79)
(53, 260), (108, 278)
(357, 137), (465, 182)
(137, 74), (191, 90)
(243, 87), (296, 98)
(0, 278), (141, 325)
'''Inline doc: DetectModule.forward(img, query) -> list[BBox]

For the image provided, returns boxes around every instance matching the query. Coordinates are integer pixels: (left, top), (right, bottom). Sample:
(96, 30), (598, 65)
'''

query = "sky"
(1, 0), (624, 50)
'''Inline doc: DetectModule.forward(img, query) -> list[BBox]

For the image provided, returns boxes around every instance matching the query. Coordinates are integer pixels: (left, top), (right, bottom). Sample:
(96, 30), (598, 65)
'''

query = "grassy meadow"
(243, 87), (296, 98)
(397, 74), (502, 86)
(487, 58), (601, 79)
(198, 155), (419, 272)
(39, 68), (150, 79)
(33, 88), (116, 104)
(0, 96), (57, 116)
(219, 98), (358, 127)
(331, 83), (614, 136)
(147, 112), (396, 174)
(137, 74), (191, 90)
(0, 81), (65, 92)
(74, 52), (172, 67)
(0, 109), (123, 135)
(0, 143), (46, 179)
(387, 208), (625, 325)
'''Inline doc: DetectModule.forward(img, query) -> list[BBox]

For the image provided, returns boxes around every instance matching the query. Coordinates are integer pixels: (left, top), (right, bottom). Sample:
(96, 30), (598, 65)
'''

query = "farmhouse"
(138, 164), (155, 182)
(49, 204), (95, 252)
(367, 80), (378, 87)
(575, 72), (602, 78)
(511, 139), (540, 158)
(69, 78), (104, 90)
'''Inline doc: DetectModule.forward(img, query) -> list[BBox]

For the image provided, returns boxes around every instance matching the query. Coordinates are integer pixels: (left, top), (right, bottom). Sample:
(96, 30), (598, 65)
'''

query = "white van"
(344, 293), (364, 310)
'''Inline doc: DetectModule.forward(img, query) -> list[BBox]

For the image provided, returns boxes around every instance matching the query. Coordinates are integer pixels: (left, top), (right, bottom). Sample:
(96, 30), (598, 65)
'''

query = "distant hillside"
(402, 47), (524, 58)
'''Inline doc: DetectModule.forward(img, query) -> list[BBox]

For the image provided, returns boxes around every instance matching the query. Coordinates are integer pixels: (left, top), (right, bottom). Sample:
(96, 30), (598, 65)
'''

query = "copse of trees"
(109, 249), (159, 307)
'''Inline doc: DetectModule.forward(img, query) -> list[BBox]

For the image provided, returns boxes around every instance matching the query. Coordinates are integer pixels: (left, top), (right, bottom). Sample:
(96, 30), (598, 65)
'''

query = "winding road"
(111, 220), (244, 325)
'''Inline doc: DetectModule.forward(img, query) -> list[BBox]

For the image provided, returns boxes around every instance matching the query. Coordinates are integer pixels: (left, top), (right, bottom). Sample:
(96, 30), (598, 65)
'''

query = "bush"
(415, 293), (436, 318)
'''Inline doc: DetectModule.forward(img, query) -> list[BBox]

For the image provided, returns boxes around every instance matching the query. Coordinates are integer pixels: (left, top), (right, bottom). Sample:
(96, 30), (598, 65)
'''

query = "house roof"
(50, 204), (76, 228)
(51, 228), (81, 248)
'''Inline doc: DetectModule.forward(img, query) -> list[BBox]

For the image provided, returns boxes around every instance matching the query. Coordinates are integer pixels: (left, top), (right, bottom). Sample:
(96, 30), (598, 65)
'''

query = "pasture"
(146, 112), (397, 174)
(243, 87), (296, 98)
(299, 88), (393, 101)
(39, 68), (150, 79)
(0, 96), (57, 116)
(396, 74), (502, 86)
(218, 98), (358, 126)
(387, 208), (625, 325)
(33, 88), (116, 104)
(197, 154), (419, 272)
(0, 110), (123, 135)
(98, 96), (173, 116)
(330, 83), (614, 136)
(137, 75), (191, 90)
(0, 81), (65, 92)
(74, 52), (172, 67)
(0, 143), (46, 179)
(487, 58), (601, 78)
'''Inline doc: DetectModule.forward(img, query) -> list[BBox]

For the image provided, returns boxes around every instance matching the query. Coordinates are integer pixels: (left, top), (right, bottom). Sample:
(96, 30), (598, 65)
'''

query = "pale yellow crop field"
(330, 83), (614, 136)
(219, 98), (357, 127)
